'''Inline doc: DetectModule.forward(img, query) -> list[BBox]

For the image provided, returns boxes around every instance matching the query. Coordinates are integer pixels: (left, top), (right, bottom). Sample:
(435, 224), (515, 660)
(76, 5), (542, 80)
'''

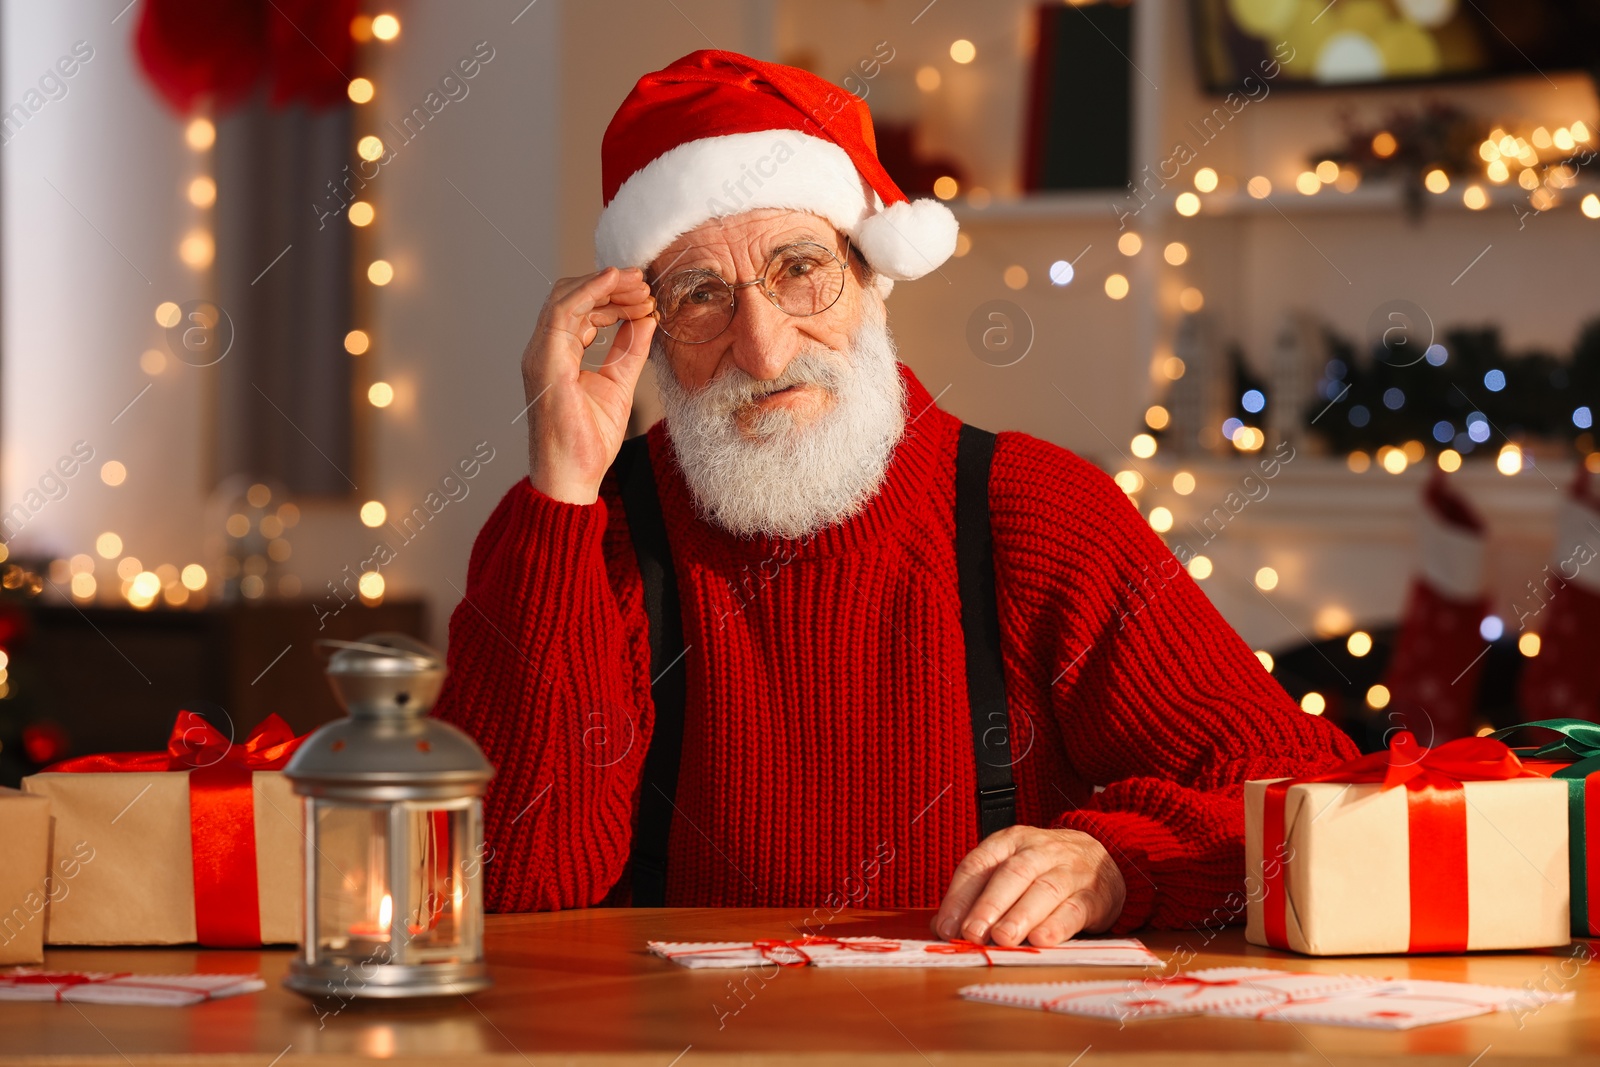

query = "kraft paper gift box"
(0, 786), (53, 964)
(1244, 731), (1571, 956)
(21, 712), (306, 947)
(1490, 718), (1600, 939)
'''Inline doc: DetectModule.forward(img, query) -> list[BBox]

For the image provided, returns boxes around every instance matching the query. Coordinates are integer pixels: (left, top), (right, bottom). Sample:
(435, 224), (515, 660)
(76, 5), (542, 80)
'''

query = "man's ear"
(848, 244), (892, 299)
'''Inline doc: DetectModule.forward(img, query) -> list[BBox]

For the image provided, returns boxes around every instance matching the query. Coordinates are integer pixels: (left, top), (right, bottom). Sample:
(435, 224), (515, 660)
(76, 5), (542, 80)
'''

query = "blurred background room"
(2, 0), (1598, 783)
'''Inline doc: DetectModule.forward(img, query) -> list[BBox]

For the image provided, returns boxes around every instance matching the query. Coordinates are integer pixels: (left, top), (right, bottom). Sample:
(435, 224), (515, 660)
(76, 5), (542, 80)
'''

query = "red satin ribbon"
(1261, 731), (1538, 953)
(1589, 774), (1600, 939)
(44, 711), (305, 948)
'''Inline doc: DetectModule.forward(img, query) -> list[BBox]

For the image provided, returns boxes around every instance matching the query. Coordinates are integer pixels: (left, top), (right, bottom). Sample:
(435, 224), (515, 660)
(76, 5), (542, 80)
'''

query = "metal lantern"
(283, 633), (494, 998)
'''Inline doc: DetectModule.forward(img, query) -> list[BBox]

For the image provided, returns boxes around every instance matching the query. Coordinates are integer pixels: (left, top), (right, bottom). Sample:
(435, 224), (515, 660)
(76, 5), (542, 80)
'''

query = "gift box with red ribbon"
(1490, 718), (1600, 939)
(21, 711), (306, 947)
(0, 786), (53, 964)
(1244, 731), (1571, 955)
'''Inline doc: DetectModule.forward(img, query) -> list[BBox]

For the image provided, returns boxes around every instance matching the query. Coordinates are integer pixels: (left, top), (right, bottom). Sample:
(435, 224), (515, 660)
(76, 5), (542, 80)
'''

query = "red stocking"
(1381, 472), (1490, 744)
(1517, 467), (1600, 722)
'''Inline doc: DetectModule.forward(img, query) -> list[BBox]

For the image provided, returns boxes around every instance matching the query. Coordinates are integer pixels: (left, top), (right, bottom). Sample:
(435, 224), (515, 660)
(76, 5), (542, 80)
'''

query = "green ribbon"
(1490, 719), (1600, 937)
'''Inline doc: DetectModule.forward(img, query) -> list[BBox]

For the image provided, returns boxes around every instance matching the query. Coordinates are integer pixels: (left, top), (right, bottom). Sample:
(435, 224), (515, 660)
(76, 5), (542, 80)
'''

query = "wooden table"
(2, 908), (1595, 1065)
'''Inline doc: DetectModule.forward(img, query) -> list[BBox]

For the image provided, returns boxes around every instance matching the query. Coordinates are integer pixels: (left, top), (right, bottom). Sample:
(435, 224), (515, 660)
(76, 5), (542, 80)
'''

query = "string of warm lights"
(1281, 120), (1597, 212)
(348, 9), (403, 607)
(57, 110), (223, 609)
(54, 12), (406, 611)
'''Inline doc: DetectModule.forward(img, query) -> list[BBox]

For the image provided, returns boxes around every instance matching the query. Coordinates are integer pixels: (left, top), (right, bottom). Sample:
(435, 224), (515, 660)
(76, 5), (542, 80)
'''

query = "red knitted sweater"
(434, 362), (1358, 932)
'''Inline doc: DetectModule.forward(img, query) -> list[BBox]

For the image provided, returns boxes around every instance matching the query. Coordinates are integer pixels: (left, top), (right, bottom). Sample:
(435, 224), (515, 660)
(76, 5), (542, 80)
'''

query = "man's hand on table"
(932, 826), (1127, 947)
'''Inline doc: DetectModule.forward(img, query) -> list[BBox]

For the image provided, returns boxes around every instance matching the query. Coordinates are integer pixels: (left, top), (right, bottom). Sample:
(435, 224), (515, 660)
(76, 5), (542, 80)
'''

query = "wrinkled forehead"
(646, 210), (845, 280)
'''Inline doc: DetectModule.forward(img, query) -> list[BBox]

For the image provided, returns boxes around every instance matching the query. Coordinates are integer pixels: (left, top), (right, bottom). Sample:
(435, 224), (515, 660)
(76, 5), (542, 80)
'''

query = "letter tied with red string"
(44, 711), (306, 948)
(0, 969), (267, 1006)
(958, 967), (1393, 1020)
(1260, 730), (1543, 954)
(647, 935), (1163, 968)
(957, 967), (1565, 1028)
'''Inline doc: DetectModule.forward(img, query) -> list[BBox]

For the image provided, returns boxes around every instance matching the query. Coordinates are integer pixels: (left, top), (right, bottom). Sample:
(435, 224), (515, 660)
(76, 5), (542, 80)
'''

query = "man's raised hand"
(523, 266), (657, 505)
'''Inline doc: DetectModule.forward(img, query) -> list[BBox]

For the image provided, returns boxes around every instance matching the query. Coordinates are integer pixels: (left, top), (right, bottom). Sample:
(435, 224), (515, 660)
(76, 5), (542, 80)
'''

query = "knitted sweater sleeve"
(989, 434), (1360, 935)
(432, 474), (652, 912)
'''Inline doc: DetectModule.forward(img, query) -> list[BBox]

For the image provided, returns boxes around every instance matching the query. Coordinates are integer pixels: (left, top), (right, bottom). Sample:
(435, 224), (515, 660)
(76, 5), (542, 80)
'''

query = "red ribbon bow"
(1040, 972), (1258, 1014)
(751, 937), (902, 965)
(0, 971), (134, 1002)
(925, 939), (1042, 965)
(1262, 730), (1537, 953)
(662, 937), (904, 965)
(44, 712), (306, 948)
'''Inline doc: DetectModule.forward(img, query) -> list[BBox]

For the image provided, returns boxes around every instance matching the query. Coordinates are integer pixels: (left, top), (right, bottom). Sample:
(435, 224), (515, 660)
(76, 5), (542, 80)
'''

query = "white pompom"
(852, 198), (959, 281)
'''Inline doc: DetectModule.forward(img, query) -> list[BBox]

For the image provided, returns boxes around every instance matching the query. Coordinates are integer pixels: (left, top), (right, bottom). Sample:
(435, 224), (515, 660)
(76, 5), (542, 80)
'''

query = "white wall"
(3, 1), (207, 574)
(353, 0), (560, 646)
(2, 0), (561, 650)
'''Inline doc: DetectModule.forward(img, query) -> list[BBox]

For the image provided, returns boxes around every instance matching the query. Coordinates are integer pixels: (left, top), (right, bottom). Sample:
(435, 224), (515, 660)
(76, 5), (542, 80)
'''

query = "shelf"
(949, 178), (1600, 224)
(949, 191), (1121, 223)
(1126, 454), (1576, 539)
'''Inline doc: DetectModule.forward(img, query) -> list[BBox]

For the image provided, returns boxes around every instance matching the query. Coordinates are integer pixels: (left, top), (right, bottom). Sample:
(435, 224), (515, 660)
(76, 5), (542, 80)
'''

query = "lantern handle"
(314, 637), (438, 665)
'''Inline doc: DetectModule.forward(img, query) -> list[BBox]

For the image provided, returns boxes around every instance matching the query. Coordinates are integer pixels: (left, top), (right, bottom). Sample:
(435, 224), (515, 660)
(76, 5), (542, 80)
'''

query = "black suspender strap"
(615, 423), (1017, 906)
(955, 424), (1017, 837)
(614, 434), (687, 907)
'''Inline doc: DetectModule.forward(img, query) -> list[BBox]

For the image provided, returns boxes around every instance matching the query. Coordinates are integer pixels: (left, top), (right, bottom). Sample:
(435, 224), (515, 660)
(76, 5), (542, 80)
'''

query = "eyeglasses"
(649, 239), (850, 345)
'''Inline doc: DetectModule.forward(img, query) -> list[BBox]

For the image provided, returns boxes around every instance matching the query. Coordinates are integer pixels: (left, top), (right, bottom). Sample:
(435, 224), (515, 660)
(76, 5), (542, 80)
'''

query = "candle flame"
(378, 893), (393, 928)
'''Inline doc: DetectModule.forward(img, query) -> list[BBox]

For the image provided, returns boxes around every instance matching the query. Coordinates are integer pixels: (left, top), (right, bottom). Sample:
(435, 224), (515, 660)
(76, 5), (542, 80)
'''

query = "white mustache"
(700, 349), (844, 412)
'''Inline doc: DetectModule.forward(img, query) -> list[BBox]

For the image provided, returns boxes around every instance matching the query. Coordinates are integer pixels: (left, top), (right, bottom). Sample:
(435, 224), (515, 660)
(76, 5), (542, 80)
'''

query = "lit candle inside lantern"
(349, 892), (394, 939)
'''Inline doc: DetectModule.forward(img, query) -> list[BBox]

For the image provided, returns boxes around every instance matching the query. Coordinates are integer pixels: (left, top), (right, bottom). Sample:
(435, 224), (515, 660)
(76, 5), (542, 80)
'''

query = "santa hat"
(595, 50), (958, 295)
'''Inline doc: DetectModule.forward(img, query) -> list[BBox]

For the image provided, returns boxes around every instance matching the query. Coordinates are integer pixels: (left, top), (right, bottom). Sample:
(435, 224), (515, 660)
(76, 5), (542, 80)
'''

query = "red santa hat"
(595, 49), (958, 294)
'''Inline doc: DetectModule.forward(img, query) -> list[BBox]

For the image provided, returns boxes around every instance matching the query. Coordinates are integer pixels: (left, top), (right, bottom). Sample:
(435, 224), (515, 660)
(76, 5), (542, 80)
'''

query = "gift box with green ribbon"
(1491, 718), (1600, 939)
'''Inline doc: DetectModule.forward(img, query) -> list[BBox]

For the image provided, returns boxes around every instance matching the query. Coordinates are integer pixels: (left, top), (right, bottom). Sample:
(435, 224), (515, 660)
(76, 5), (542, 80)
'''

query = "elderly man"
(434, 49), (1356, 947)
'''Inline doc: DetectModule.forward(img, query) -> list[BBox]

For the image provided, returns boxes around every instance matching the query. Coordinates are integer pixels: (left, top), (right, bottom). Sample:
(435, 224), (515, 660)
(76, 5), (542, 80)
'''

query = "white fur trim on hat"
(594, 130), (956, 283)
(853, 197), (959, 282)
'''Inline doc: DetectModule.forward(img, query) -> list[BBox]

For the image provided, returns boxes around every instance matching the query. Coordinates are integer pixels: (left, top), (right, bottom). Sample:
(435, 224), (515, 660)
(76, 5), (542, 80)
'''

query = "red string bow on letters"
(44, 711), (306, 948)
(1042, 971), (1261, 1013)
(1261, 730), (1538, 953)
(924, 939), (1042, 965)
(660, 936), (903, 965)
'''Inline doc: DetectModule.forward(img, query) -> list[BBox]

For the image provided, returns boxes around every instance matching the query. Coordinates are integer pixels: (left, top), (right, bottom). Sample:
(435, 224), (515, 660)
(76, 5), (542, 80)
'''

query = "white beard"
(652, 291), (907, 540)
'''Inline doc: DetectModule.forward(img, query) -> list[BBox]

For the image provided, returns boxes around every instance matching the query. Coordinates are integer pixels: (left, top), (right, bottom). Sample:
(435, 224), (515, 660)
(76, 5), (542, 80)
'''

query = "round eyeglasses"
(649, 240), (850, 345)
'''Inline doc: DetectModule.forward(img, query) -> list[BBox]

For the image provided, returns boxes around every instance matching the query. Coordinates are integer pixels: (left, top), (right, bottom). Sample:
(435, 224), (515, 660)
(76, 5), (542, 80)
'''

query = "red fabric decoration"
(0, 602), (32, 648)
(20, 721), (69, 766)
(1517, 466), (1600, 721)
(1381, 471), (1490, 743)
(263, 0), (361, 109)
(432, 362), (1360, 932)
(134, 0), (358, 115)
